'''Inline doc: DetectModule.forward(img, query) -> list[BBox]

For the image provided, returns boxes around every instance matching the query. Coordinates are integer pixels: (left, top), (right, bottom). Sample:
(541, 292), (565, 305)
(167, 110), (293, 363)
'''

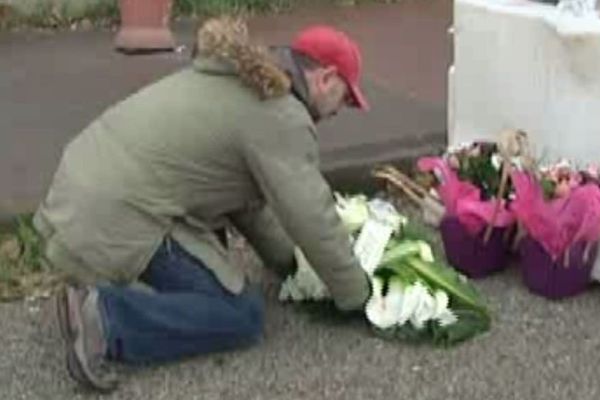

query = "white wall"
(451, 0), (600, 165)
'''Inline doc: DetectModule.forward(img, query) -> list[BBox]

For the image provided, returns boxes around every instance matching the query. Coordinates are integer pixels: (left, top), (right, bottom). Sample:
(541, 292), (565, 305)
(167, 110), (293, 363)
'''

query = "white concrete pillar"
(450, 0), (600, 164)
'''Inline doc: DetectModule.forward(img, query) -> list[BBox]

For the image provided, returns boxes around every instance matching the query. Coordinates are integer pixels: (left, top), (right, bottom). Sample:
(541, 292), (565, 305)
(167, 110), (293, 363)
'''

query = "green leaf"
(432, 308), (491, 346)
(379, 240), (423, 265)
(379, 246), (490, 318)
(452, 142), (514, 200)
(372, 307), (490, 347)
(373, 323), (431, 344)
(15, 215), (44, 273)
(399, 221), (436, 243)
(375, 263), (421, 290)
(541, 178), (556, 200)
(404, 256), (490, 317)
(398, 221), (445, 260)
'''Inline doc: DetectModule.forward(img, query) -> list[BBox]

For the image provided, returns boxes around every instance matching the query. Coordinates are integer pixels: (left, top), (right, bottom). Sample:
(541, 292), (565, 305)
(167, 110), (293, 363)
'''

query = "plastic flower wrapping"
(279, 193), (491, 346)
(538, 159), (600, 200)
(511, 160), (600, 261)
(415, 140), (533, 237)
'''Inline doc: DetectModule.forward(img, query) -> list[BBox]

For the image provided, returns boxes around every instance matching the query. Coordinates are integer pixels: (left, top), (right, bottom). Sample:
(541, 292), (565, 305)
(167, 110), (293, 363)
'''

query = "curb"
(0, 132), (445, 232)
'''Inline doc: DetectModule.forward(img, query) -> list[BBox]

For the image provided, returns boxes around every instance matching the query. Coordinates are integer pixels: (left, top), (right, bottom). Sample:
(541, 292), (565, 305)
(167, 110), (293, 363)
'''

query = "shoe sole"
(56, 287), (117, 393)
(56, 288), (73, 341)
(56, 288), (93, 387)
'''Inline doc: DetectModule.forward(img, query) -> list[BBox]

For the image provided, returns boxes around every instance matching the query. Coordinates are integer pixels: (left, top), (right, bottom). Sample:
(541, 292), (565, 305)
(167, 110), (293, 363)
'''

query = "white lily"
(437, 310), (458, 327)
(433, 290), (450, 315)
(365, 277), (404, 329)
(409, 282), (437, 330)
(397, 282), (420, 326)
(279, 275), (303, 301)
(432, 290), (458, 327)
(279, 248), (329, 302)
(491, 153), (503, 171)
(334, 193), (370, 233)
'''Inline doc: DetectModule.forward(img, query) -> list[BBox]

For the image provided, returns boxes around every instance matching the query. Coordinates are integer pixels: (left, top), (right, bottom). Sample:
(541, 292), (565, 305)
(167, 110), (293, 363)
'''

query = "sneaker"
(56, 285), (119, 392)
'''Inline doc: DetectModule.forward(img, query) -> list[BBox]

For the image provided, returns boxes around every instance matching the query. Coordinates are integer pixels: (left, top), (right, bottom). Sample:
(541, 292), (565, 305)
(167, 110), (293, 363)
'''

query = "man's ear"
(316, 65), (338, 91)
(323, 65), (338, 82)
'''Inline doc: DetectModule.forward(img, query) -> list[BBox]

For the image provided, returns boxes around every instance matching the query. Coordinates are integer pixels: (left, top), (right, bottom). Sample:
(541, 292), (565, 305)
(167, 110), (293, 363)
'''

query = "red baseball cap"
(291, 25), (369, 111)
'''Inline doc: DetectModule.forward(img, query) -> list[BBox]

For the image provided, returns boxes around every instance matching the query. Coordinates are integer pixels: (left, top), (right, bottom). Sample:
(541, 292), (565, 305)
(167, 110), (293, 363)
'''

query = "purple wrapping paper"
(519, 236), (597, 299)
(440, 216), (511, 278)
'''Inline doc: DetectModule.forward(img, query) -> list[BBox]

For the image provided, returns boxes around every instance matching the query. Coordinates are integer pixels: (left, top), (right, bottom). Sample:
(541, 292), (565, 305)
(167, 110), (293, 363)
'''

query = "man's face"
(306, 66), (351, 122)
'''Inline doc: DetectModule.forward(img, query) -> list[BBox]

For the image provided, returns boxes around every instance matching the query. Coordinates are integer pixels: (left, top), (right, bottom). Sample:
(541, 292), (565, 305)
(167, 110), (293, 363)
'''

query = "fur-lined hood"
(193, 17), (294, 100)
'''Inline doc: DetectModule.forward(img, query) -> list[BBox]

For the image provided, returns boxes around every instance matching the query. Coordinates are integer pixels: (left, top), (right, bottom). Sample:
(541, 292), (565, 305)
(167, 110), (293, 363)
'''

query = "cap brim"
(348, 83), (369, 111)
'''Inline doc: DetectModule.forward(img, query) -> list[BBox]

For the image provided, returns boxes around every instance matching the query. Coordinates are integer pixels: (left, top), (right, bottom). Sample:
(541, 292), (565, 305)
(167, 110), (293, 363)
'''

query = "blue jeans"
(96, 238), (264, 364)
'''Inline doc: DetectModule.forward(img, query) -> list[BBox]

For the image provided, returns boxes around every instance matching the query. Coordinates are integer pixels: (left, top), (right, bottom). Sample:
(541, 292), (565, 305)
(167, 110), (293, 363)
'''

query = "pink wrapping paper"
(511, 171), (600, 260)
(417, 157), (515, 236)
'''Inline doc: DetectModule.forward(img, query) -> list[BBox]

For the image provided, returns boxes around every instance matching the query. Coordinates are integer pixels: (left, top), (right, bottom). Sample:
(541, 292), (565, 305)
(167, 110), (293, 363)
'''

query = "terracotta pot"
(115, 0), (176, 52)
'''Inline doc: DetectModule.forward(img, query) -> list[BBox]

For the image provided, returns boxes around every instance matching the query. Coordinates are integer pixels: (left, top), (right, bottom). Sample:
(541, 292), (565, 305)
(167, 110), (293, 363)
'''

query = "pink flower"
(570, 172), (583, 187)
(587, 163), (600, 179)
(555, 180), (572, 198)
(447, 155), (460, 170)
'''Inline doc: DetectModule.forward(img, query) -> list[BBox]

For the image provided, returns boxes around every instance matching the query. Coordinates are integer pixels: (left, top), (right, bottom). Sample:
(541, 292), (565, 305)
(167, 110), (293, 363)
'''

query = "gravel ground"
(1, 225), (600, 400)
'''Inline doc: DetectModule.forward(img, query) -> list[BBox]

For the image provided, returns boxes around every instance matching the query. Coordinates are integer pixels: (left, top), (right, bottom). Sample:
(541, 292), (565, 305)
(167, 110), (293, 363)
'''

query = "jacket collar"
(192, 56), (237, 76)
(270, 47), (319, 122)
(193, 47), (319, 122)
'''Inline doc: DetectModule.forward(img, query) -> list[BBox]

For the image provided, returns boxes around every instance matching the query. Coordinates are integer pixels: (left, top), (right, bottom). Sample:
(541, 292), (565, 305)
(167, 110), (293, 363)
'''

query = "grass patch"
(173, 0), (294, 16)
(1, 0), (401, 30)
(175, 0), (401, 16)
(0, 0), (119, 30)
(0, 215), (58, 302)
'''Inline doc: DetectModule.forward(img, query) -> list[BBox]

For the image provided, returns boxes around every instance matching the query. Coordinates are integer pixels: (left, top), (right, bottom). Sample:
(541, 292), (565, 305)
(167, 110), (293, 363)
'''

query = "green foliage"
(1, 0), (397, 30)
(14, 215), (44, 273)
(173, 0), (294, 16)
(2, 0), (119, 29)
(172, 0), (398, 16)
(0, 215), (44, 276)
(0, 214), (55, 302)
(455, 143), (507, 200)
(541, 177), (557, 201)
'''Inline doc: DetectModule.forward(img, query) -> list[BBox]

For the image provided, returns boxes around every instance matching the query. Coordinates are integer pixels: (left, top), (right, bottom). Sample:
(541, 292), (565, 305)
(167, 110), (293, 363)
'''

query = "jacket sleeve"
(228, 203), (297, 278)
(241, 122), (370, 311)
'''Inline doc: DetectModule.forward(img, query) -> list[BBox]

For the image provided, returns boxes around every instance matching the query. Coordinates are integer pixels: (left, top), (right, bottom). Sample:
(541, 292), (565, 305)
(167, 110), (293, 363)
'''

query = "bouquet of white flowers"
(279, 194), (491, 346)
(368, 237), (491, 345)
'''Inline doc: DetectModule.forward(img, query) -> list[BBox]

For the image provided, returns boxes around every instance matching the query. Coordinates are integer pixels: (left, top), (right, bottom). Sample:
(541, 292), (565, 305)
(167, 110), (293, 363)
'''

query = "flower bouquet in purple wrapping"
(417, 140), (519, 278)
(439, 215), (511, 278)
(511, 164), (600, 299)
(519, 237), (598, 299)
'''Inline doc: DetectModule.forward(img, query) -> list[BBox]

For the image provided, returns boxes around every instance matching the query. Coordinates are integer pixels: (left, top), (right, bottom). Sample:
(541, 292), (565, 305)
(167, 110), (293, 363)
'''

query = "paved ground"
(0, 0), (450, 222)
(2, 265), (600, 400)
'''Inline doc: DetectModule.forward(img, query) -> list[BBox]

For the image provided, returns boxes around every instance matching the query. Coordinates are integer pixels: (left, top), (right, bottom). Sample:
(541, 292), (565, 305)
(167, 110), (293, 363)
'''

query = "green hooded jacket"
(34, 33), (369, 311)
